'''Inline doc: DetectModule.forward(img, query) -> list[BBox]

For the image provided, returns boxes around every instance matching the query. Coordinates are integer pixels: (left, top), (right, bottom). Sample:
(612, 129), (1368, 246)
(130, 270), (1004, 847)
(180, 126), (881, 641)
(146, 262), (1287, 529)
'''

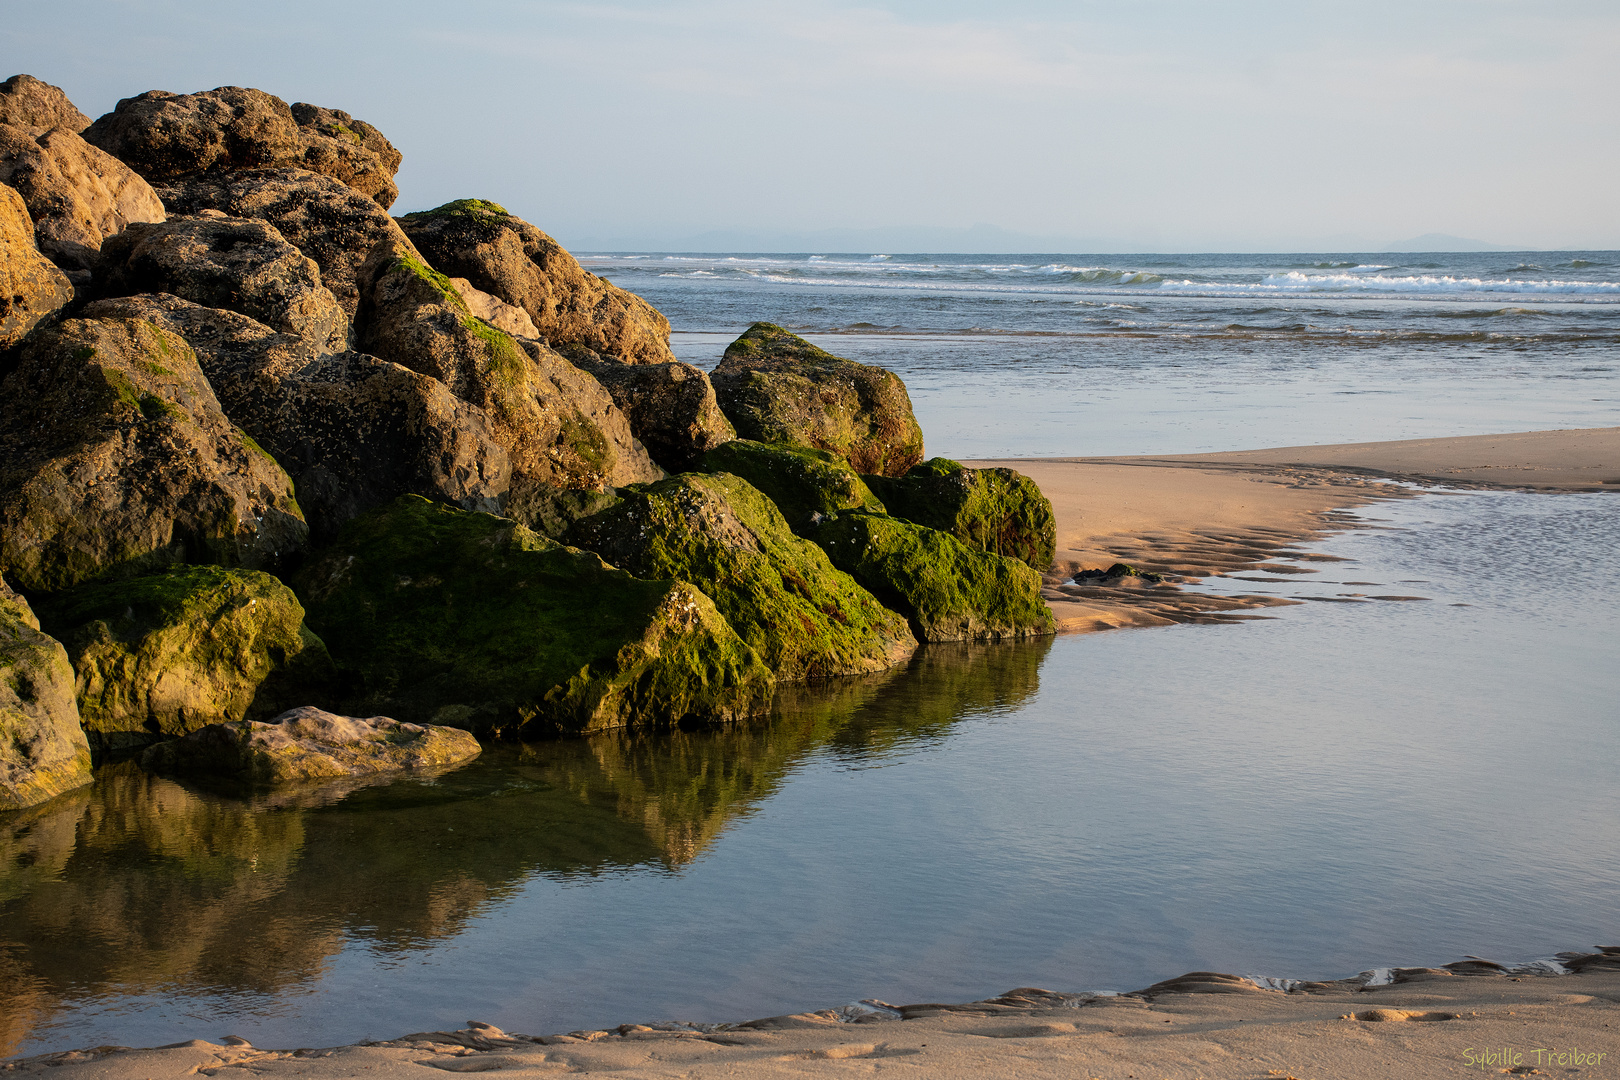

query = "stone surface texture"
(140, 706), (480, 785)
(710, 322), (924, 477)
(397, 199), (675, 364)
(0, 315), (307, 592)
(866, 458), (1058, 571)
(578, 359), (735, 473)
(0, 75), (92, 136)
(700, 440), (886, 534)
(0, 573), (93, 810)
(0, 182), (72, 349)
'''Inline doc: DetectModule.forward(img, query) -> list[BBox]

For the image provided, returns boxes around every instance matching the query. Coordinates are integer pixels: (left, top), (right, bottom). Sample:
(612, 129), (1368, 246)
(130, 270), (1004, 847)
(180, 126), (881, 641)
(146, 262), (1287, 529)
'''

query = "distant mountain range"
(1377, 233), (1526, 253)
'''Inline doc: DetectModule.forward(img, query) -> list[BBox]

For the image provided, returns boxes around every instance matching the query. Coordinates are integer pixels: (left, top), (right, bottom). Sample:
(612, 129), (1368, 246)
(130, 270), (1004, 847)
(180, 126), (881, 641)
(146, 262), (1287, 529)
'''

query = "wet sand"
(975, 425), (1620, 633)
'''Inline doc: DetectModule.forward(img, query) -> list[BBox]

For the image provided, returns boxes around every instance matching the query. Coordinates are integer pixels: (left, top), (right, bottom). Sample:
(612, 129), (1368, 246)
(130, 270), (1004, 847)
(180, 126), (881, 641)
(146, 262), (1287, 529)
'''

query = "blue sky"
(6, 1), (1618, 250)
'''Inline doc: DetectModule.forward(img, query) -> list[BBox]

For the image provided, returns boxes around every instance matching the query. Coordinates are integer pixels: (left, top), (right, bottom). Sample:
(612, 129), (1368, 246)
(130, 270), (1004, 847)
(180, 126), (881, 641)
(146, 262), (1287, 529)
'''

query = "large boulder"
(155, 167), (412, 317)
(82, 294), (511, 538)
(397, 199), (676, 364)
(568, 473), (915, 680)
(809, 513), (1054, 642)
(865, 458), (1056, 571)
(710, 323), (924, 477)
(700, 440), (885, 534)
(83, 86), (401, 209)
(0, 315), (308, 592)
(0, 573), (93, 810)
(0, 123), (166, 273)
(141, 706), (479, 786)
(355, 237), (661, 523)
(0, 74), (91, 135)
(294, 495), (775, 736)
(33, 565), (335, 753)
(0, 182), (72, 351)
(94, 213), (349, 352)
(577, 359), (734, 472)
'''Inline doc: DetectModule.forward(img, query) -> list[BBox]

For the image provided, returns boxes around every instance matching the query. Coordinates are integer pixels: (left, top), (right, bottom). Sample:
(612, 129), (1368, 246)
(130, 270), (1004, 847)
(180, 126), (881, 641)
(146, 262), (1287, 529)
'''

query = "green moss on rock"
(0, 574), (93, 810)
(865, 458), (1057, 571)
(809, 513), (1055, 643)
(292, 495), (774, 737)
(568, 473), (915, 680)
(700, 440), (884, 534)
(33, 565), (336, 753)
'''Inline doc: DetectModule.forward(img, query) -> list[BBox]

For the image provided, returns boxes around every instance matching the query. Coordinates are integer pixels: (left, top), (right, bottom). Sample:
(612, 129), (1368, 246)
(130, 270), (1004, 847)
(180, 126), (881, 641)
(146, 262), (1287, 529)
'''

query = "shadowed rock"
(0, 75), (91, 135)
(141, 706), (480, 785)
(95, 213), (349, 352)
(577, 359), (735, 472)
(710, 322), (924, 477)
(700, 440), (885, 534)
(0, 572), (92, 810)
(865, 458), (1057, 571)
(0, 182), (72, 351)
(33, 565), (336, 753)
(83, 86), (401, 208)
(397, 199), (675, 364)
(0, 316), (307, 592)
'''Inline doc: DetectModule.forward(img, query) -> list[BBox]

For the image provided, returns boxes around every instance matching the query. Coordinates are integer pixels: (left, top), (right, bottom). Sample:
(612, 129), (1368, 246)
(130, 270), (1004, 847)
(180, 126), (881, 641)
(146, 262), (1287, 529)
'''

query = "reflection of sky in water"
(3, 490), (1616, 1055)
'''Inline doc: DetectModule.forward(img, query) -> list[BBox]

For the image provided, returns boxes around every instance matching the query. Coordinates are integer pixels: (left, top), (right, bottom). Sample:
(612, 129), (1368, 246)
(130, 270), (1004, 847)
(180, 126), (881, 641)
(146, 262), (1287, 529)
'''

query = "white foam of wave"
(1158, 271), (1620, 296)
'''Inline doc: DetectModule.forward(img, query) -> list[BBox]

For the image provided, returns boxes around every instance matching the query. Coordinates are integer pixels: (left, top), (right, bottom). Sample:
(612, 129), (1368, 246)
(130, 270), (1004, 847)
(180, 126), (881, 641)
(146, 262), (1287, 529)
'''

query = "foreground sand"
(976, 425), (1620, 632)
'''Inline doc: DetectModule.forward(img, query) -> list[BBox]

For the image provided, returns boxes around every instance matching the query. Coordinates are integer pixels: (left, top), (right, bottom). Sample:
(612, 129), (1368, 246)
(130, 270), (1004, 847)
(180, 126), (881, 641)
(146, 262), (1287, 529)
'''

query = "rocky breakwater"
(0, 73), (1056, 810)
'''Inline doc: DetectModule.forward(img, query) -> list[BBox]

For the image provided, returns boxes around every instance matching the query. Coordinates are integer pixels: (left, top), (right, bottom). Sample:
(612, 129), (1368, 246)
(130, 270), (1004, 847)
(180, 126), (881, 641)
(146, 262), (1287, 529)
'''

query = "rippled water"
(4, 490), (1617, 1057)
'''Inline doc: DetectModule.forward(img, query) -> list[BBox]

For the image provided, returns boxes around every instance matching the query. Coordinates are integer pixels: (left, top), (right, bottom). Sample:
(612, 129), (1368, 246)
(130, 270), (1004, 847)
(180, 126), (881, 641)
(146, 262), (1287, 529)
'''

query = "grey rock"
(576, 359), (735, 473)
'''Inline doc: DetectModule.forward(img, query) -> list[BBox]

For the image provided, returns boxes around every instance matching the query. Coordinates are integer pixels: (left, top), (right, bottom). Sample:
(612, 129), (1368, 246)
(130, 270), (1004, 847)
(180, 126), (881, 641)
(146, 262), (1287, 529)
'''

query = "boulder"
(577, 359), (734, 472)
(0, 573), (93, 810)
(865, 458), (1056, 571)
(568, 473), (915, 680)
(700, 440), (884, 534)
(396, 199), (675, 364)
(809, 513), (1054, 642)
(0, 182), (72, 351)
(83, 86), (401, 208)
(140, 706), (479, 786)
(33, 565), (336, 753)
(448, 275), (538, 338)
(0, 74), (92, 135)
(355, 237), (661, 520)
(0, 123), (166, 273)
(294, 495), (775, 736)
(0, 315), (307, 592)
(95, 213), (349, 352)
(153, 168), (409, 317)
(83, 294), (511, 538)
(710, 323), (924, 477)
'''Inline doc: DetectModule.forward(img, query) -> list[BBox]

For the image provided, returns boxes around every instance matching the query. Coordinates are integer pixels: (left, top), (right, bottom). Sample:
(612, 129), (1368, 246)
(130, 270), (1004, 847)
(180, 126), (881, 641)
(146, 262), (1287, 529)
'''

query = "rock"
(710, 323), (924, 477)
(809, 513), (1055, 642)
(699, 440), (885, 534)
(153, 168), (408, 317)
(396, 199), (675, 364)
(33, 565), (336, 753)
(1074, 562), (1164, 584)
(568, 472), (915, 680)
(140, 706), (479, 786)
(0, 181), (72, 351)
(577, 359), (735, 472)
(0, 572), (93, 810)
(355, 237), (661, 518)
(0, 74), (92, 135)
(83, 86), (401, 208)
(0, 315), (307, 592)
(448, 275), (538, 338)
(82, 294), (511, 539)
(864, 458), (1056, 571)
(294, 495), (774, 736)
(94, 213), (349, 352)
(0, 123), (167, 273)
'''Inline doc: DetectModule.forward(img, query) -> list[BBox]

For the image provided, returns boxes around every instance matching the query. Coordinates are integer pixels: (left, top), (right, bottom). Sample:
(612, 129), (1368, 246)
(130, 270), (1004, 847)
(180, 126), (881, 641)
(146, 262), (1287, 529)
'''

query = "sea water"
(2, 253), (1617, 1056)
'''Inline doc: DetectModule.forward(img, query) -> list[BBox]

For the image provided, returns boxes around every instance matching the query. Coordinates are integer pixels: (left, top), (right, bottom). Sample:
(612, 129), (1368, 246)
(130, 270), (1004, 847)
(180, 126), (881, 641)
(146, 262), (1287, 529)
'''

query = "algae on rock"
(700, 440), (885, 534)
(865, 458), (1057, 571)
(568, 472), (915, 680)
(34, 565), (335, 753)
(293, 495), (774, 737)
(810, 513), (1055, 642)
(0, 573), (93, 810)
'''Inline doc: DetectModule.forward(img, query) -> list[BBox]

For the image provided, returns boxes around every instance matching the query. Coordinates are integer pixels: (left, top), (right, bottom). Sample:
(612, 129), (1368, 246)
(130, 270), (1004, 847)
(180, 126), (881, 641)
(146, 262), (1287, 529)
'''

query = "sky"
(5, 0), (1619, 252)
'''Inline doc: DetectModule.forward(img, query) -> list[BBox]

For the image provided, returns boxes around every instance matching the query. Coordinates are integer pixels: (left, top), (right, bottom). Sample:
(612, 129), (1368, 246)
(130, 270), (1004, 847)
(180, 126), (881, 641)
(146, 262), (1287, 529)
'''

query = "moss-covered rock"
(699, 440), (885, 534)
(865, 458), (1056, 571)
(709, 323), (924, 477)
(568, 473), (915, 680)
(576, 359), (735, 473)
(0, 573), (93, 810)
(33, 565), (335, 753)
(293, 495), (774, 737)
(809, 513), (1055, 642)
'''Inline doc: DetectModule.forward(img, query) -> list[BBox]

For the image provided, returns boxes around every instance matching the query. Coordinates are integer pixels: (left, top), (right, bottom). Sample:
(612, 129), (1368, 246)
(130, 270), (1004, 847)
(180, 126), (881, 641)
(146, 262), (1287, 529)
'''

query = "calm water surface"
(4, 490), (1617, 1055)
